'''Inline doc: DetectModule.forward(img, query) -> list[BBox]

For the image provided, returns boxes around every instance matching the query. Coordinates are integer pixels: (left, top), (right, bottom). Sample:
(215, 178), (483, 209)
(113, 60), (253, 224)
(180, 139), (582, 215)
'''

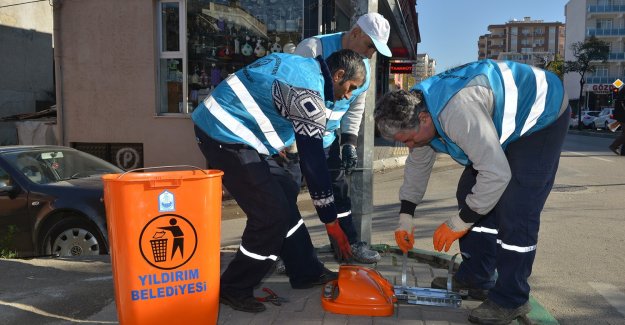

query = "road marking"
(563, 150), (612, 162)
(0, 300), (117, 324)
(588, 282), (625, 317)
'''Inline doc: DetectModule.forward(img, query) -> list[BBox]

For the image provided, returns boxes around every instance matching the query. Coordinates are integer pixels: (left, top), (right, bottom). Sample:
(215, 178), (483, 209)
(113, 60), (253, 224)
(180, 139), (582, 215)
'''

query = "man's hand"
(340, 144), (358, 174)
(394, 213), (415, 253)
(432, 214), (472, 252)
(325, 221), (352, 261)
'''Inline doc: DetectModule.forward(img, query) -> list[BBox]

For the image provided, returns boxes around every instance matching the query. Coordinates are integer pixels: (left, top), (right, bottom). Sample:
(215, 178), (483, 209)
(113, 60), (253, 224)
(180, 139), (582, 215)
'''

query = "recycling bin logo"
(139, 214), (198, 270)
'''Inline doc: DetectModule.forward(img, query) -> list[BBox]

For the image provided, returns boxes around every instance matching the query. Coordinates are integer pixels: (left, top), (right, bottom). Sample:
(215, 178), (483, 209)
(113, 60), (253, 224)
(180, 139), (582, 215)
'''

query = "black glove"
(340, 144), (357, 174)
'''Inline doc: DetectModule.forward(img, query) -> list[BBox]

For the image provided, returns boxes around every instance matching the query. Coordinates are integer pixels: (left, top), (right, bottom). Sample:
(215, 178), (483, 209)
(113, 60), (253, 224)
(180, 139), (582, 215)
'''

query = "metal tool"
(256, 287), (288, 306)
(393, 253), (463, 308)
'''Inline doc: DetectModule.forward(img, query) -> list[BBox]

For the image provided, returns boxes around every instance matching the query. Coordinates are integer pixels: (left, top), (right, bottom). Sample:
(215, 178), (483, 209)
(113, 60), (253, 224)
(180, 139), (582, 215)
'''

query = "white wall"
(564, 0), (588, 101)
(0, 3), (54, 118)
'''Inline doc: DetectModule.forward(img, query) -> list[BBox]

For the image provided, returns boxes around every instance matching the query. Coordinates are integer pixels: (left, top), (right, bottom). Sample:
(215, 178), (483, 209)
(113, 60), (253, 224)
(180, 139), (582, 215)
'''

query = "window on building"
(596, 19), (613, 30)
(156, 0), (304, 116)
(594, 66), (609, 77)
(157, 0), (186, 114)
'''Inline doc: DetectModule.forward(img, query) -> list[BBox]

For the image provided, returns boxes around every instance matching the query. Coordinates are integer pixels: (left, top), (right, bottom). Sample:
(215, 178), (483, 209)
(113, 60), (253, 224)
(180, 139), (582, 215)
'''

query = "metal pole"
(349, 0), (378, 244)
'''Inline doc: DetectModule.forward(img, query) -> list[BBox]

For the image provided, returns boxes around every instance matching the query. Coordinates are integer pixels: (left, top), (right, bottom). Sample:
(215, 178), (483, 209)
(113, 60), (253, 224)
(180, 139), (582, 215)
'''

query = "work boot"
(350, 241), (381, 264)
(468, 299), (531, 324)
(431, 275), (489, 301)
(219, 290), (266, 313)
(291, 266), (338, 289)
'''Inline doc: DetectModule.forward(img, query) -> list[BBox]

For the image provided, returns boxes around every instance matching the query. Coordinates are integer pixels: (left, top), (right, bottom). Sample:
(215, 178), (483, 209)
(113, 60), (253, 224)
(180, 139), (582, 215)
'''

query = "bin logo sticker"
(139, 214), (197, 270)
(158, 190), (175, 212)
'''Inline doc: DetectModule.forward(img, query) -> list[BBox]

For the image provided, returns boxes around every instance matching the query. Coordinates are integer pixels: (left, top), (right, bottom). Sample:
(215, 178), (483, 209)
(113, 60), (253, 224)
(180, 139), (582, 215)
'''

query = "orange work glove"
(432, 214), (472, 252)
(325, 221), (352, 261)
(395, 213), (415, 253)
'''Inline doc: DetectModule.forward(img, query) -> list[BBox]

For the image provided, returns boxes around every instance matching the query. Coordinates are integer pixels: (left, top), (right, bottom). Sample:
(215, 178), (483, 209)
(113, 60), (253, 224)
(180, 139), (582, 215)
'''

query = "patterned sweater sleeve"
(272, 80), (337, 224)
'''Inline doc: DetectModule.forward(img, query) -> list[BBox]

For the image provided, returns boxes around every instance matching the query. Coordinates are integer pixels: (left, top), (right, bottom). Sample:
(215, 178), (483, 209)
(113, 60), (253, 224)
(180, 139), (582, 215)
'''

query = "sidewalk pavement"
(0, 138), (561, 325)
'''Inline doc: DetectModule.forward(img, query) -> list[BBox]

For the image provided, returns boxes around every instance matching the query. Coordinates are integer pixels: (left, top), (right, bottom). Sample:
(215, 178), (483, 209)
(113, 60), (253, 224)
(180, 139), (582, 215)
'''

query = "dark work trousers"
(194, 126), (324, 297)
(454, 107), (570, 309)
(326, 135), (358, 243)
(285, 134), (359, 244)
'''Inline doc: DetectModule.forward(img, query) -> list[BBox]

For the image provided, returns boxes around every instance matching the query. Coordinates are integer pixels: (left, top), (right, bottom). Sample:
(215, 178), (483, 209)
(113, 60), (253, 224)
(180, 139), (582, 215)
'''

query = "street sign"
(613, 79), (623, 89)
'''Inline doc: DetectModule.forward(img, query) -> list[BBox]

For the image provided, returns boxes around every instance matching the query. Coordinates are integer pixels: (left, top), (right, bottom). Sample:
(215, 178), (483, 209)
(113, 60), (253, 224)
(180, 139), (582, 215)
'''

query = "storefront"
(56, 0), (419, 168)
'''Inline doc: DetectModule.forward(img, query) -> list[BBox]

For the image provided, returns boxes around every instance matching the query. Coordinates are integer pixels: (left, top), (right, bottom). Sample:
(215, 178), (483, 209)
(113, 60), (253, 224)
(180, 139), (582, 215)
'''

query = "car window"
(599, 108), (612, 115)
(0, 167), (11, 188)
(585, 111), (600, 117)
(3, 149), (122, 184)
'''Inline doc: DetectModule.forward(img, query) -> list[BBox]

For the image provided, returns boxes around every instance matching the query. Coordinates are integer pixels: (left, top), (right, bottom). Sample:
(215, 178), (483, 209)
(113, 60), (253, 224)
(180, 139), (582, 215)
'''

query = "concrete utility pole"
(350, 0), (378, 244)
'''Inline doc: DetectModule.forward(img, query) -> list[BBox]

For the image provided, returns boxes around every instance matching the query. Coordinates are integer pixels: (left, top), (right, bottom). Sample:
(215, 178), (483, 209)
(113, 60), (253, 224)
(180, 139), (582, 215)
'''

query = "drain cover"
(551, 184), (587, 192)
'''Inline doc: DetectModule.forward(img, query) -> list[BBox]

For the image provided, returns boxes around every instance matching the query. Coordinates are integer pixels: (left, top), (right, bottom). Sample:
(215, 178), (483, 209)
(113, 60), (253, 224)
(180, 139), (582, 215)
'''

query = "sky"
(416, 0), (570, 73)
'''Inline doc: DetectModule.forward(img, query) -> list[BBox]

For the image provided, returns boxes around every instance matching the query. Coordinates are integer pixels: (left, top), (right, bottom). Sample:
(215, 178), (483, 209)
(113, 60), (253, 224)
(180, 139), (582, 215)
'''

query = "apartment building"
(478, 17), (565, 67)
(414, 53), (436, 83)
(564, 0), (625, 109)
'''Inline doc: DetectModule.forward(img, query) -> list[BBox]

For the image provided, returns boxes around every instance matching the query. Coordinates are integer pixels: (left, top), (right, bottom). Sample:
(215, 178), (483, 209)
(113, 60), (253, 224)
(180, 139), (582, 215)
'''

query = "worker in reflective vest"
(374, 59), (569, 324)
(192, 49), (365, 313)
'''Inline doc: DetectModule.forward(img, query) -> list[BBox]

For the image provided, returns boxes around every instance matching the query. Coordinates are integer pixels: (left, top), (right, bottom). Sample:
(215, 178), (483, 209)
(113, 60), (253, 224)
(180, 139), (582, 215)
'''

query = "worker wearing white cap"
(272, 13), (392, 266)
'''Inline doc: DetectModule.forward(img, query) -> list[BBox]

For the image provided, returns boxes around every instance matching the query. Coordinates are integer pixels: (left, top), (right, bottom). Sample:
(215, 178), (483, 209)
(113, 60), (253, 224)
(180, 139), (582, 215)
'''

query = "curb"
(567, 128), (619, 139)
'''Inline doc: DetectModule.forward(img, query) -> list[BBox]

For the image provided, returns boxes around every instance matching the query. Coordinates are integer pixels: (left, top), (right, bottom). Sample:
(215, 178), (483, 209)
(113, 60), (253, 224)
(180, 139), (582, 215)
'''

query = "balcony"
(588, 5), (625, 13)
(587, 28), (625, 36)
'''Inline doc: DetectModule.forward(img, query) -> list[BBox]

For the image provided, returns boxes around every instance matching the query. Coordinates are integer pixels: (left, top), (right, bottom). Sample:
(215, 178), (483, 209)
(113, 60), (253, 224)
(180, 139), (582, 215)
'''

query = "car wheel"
(605, 121), (610, 130)
(589, 122), (596, 129)
(41, 216), (107, 257)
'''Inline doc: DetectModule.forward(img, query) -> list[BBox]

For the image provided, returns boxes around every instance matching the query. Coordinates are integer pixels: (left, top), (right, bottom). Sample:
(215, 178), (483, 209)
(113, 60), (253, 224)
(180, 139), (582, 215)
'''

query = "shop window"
(157, 0), (188, 114)
(186, 0), (304, 110)
(157, 0), (303, 115)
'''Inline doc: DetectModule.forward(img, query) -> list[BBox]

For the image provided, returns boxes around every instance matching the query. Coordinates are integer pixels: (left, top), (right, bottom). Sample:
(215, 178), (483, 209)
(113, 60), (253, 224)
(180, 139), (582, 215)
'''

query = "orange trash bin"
(102, 167), (224, 325)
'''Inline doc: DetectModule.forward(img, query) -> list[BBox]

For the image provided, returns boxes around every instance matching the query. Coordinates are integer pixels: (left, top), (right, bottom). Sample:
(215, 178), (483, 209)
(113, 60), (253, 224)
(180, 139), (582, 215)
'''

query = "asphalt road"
(364, 133), (625, 324)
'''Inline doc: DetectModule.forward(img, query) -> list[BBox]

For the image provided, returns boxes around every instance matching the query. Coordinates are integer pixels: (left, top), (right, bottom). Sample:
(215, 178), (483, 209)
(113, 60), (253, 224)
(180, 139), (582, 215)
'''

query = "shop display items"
(186, 0), (303, 108)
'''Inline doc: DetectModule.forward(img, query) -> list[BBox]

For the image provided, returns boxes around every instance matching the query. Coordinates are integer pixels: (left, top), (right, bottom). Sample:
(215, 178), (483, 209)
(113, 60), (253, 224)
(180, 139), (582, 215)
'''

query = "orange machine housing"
(321, 265), (396, 317)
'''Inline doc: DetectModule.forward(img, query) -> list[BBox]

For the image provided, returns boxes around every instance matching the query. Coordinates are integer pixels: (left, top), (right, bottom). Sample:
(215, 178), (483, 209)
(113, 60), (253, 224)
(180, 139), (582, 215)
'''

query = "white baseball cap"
(356, 13), (392, 57)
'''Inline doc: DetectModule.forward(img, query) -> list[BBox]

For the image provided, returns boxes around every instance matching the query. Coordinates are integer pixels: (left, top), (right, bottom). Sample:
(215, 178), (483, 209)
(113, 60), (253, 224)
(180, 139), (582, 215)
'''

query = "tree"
(545, 53), (564, 79)
(564, 36), (610, 129)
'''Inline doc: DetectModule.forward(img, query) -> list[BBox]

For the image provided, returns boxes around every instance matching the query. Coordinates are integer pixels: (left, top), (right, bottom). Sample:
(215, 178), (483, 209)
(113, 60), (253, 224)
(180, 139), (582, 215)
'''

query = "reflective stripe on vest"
(226, 75), (284, 150)
(204, 96), (271, 155)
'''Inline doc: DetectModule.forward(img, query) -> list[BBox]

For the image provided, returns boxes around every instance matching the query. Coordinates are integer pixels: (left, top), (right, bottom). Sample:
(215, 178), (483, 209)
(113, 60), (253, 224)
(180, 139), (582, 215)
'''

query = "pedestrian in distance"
(281, 12), (393, 264)
(609, 88), (625, 155)
(191, 49), (366, 313)
(374, 59), (570, 324)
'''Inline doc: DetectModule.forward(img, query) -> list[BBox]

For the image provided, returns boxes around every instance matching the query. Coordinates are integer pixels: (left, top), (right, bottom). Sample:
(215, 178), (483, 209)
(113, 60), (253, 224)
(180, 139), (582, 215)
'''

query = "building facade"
(54, 0), (419, 169)
(413, 53), (435, 84)
(564, 0), (625, 110)
(0, 2), (55, 145)
(478, 17), (565, 67)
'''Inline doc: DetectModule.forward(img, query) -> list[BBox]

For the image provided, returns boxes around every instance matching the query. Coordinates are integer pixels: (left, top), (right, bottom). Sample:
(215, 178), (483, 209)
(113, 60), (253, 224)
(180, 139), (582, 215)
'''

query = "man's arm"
(272, 80), (337, 223)
(398, 146), (436, 216)
(339, 92), (367, 146)
(294, 37), (321, 58)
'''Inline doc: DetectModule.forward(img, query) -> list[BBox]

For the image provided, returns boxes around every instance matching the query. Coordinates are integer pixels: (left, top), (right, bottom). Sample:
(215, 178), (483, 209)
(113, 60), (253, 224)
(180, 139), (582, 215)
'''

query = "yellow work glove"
(433, 213), (472, 252)
(394, 213), (415, 254)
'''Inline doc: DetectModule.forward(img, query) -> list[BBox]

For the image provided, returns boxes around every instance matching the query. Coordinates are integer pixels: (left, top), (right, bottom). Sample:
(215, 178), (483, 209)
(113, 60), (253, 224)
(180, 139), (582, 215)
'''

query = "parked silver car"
(594, 107), (619, 130)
